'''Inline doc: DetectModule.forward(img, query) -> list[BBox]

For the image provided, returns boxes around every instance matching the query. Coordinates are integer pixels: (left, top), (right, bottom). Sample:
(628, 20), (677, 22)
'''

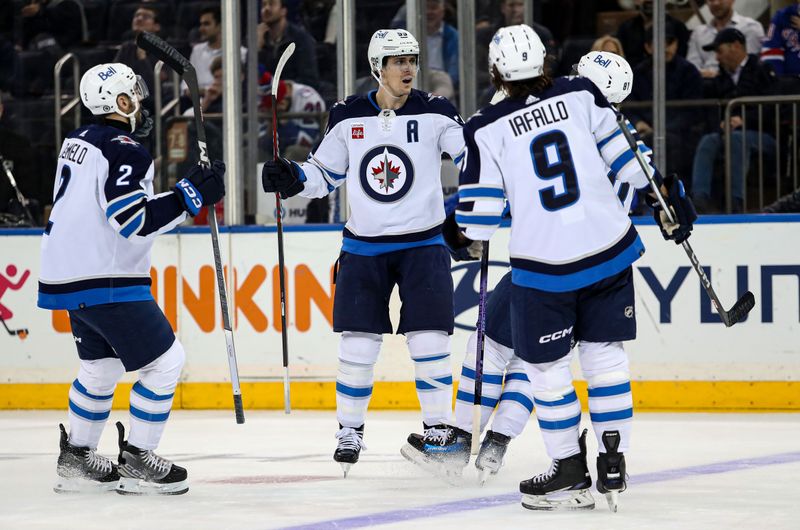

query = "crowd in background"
(2, 0), (800, 226)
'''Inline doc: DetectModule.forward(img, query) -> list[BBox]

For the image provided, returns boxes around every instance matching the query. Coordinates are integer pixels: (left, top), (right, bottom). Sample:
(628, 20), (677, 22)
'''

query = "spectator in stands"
(259, 0), (319, 89)
(627, 26), (703, 180)
(425, 0), (459, 94)
(114, 4), (162, 100)
(0, 92), (40, 222)
(687, 0), (763, 79)
(615, 0), (689, 68)
(761, 2), (800, 77)
(20, 0), (86, 52)
(691, 28), (778, 213)
(189, 7), (247, 93)
(592, 35), (625, 56)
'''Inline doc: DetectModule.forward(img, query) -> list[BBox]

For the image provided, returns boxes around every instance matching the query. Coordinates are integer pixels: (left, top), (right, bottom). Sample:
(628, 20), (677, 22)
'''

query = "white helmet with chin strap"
(368, 29), (419, 88)
(576, 51), (632, 104)
(489, 24), (546, 82)
(80, 63), (149, 132)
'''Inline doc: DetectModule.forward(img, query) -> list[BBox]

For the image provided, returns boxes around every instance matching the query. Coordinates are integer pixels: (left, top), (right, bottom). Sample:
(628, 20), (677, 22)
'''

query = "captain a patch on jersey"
(359, 145), (414, 202)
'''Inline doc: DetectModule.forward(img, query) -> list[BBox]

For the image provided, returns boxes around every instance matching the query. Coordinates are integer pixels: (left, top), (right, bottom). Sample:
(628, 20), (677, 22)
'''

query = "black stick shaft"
(273, 94), (291, 415)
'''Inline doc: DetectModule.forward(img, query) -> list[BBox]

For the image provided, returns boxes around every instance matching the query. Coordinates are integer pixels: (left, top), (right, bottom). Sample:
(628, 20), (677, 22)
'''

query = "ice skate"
(519, 429), (595, 511)
(596, 430), (627, 512)
(475, 430), (510, 485)
(334, 424), (366, 478)
(115, 422), (188, 495)
(400, 424), (470, 485)
(54, 424), (120, 493)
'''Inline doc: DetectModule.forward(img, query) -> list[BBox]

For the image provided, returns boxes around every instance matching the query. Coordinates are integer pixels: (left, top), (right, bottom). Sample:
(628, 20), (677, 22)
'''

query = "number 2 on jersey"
(530, 130), (580, 211)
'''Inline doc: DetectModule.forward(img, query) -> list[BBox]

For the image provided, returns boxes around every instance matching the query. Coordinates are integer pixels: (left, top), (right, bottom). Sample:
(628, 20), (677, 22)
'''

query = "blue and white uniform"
(295, 88), (465, 430)
(39, 120), (186, 453)
(457, 77), (646, 461)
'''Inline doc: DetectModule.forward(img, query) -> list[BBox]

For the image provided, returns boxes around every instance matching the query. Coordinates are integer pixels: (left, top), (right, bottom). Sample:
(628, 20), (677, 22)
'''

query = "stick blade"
(272, 42), (296, 94)
(136, 31), (191, 73)
(725, 291), (755, 327)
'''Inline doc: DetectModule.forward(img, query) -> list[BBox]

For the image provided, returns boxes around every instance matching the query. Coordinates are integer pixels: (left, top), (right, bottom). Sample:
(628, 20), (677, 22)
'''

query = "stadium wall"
(1, 216), (798, 412)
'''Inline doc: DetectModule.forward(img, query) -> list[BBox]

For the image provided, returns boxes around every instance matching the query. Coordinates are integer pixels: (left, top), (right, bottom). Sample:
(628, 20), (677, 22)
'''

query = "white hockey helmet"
(576, 51), (632, 104)
(80, 63), (149, 131)
(488, 24), (546, 82)
(368, 29), (420, 78)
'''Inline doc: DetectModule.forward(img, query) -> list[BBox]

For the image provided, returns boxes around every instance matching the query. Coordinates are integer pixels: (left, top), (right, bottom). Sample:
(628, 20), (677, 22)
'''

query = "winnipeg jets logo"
(111, 135), (139, 146)
(371, 150), (401, 192)
(359, 145), (414, 203)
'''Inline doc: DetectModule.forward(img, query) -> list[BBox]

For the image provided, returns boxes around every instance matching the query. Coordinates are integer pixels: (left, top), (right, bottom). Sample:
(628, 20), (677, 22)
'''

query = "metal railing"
(54, 53), (81, 154)
(153, 60), (182, 192)
(622, 96), (800, 213)
(724, 95), (800, 213)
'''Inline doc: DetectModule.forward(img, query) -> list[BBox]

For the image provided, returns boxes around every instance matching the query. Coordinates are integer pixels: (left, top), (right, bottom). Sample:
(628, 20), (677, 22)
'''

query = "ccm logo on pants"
(539, 326), (573, 344)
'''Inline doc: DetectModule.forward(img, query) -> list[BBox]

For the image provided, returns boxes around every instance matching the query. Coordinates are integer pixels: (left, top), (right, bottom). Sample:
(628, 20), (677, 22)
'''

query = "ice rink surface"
(2, 410), (798, 529)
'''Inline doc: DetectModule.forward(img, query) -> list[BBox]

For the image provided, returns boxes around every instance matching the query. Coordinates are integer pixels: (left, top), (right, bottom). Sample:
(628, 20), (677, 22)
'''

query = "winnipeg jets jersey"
(38, 123), (187, 310)
(297, 89), (465, 255)
(457, 77), (651, 293)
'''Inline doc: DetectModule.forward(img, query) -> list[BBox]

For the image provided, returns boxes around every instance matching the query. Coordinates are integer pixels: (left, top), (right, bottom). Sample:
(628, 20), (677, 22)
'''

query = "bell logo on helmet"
(97, 65), (117, 81)
(593, 55), (611, 68)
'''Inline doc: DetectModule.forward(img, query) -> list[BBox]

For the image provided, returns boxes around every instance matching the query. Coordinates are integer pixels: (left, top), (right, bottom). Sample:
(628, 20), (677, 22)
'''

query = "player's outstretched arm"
(104, 155), (225, 244)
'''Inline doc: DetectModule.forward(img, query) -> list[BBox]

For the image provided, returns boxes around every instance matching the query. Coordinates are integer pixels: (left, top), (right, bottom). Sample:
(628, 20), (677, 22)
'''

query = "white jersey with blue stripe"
(457, 77), (652, 293)
(38, 122), (187, 309)
(296, 89), (465, 255)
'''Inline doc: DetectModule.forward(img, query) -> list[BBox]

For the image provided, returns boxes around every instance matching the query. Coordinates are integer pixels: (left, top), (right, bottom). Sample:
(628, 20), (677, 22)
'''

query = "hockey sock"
(491, 356), (534, 439)
(407, 330), (453, 426)
(68, 358), (125, 448)
(453, 333), (510, 434)
(523, 354), (582, 459)
(336, 332), (381, 428)
(128, 340), (184, 450)
(580, 341), (633, 453)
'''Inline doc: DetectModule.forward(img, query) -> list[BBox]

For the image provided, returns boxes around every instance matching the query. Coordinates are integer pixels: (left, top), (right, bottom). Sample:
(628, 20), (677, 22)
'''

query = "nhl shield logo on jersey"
(358, 145), (414, 203)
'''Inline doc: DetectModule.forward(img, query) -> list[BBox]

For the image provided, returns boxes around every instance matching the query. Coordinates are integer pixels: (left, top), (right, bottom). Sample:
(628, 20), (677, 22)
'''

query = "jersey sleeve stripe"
(105, 192), (146, 219)
(596, 128), (622, 150)
(119, 211), (145, 238)
(458, 187), (506, 200)
(452, 151), (465, 165)
(609, 149), (636, 175)
(455, 212), (503, 226)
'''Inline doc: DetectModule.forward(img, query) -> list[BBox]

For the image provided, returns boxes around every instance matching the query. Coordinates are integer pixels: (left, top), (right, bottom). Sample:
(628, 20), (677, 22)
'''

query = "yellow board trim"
(1, 381), (798, 411)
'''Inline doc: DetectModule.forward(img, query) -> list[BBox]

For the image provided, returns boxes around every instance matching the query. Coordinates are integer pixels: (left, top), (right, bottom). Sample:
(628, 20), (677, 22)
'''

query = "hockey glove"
(175, 160), (226, 216)
(442, 211), (483, 261)
(647, 174), (697, 244)
(261, 157), (305, 199)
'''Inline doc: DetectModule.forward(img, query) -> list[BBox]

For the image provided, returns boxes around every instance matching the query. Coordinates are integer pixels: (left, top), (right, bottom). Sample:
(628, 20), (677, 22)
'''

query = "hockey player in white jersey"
(455, 26), (696, 511)
(39, 63), (225, 494)
(445, 50), (646, 486)
(261, 30), (466, 477)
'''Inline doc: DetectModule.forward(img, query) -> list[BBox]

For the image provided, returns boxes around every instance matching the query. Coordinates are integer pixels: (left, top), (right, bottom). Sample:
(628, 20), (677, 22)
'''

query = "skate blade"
(478, 468), (491, 486)
(400, 444), (464, 486)
(116, 477), (189, 496)
(339, 462), (352, 478)
(605, 490), (619, 512)
(521, 489), (595, 511)
(53, 476), (119, 494)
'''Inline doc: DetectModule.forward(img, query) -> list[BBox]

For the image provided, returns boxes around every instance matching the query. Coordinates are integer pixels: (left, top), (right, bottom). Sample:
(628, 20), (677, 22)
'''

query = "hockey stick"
(271, 43), (296, 415)
(1, 317), (28, 340)
(136, 32), (245, 423)
(616, 114), (754, 327)
(471, 242), (490, 455)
